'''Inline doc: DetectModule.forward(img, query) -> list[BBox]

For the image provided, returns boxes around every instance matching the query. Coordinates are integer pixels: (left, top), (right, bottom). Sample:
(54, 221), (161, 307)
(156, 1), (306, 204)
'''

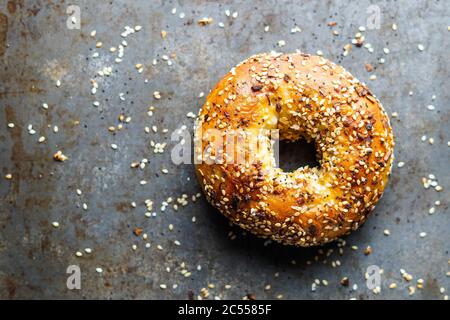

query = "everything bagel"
(195, 52), (394, 246)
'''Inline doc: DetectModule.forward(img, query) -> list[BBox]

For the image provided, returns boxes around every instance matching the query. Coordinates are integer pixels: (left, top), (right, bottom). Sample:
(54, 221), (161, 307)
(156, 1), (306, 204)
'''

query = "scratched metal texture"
(0, 0), (448, 300)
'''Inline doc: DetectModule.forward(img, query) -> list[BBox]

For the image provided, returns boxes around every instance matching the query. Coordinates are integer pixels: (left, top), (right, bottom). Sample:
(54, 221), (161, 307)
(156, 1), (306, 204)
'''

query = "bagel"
(194, 52), (394, 246)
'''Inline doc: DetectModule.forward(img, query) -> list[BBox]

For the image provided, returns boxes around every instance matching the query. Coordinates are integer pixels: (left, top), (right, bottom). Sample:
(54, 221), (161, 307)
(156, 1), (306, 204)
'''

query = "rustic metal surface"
(0, 0), (449, 300)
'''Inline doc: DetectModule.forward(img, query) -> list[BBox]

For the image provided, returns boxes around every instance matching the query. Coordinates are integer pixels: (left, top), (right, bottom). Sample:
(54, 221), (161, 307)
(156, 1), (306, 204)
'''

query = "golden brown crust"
(195, 52), (394, 247)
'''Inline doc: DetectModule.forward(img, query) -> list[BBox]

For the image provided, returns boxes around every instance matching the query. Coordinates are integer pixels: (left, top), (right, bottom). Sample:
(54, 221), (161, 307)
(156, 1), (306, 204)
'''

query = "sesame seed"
(419, 232), (427, 238)
(75, 251), (83, 257)
(153, 91), (161, 99)
(417, 44), (425, 51)
(397, 161), (405, 168)
(95, 267), (103, 273)
(51, 221), (60, 228)
(111, 143), (118, 150)
(84, 248), (92, 254)
(290, 26), (302, 33)
(383, 229), (391, 236)
(53, 150), (68, 162)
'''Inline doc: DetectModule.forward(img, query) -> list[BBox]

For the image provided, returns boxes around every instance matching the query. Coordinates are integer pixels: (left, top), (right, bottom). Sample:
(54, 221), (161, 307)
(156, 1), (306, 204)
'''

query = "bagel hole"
(277, 139), (320, 172)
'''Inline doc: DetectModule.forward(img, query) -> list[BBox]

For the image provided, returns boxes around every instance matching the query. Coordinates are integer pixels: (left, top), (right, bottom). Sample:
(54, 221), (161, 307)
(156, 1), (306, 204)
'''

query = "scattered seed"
(153, 91), (161, 99)
(53, 150), (68, 162)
